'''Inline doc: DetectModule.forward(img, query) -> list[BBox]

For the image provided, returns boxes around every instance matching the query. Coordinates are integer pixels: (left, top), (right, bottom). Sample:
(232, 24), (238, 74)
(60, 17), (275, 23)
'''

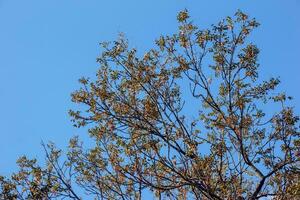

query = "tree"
(1, 10), (299, 200)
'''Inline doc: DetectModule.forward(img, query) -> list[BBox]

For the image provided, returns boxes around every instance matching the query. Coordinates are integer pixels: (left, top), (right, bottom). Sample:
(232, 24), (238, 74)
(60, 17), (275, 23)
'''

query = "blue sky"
(0, 0), (299, 176)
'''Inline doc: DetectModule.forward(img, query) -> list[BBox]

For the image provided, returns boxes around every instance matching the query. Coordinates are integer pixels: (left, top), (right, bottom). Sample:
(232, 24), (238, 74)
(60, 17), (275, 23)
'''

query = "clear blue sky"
(0, 0), (299, 175)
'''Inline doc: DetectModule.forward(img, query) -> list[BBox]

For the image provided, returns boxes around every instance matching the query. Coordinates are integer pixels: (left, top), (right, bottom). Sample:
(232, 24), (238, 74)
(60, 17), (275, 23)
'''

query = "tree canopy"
(1, 10), (299, 200)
